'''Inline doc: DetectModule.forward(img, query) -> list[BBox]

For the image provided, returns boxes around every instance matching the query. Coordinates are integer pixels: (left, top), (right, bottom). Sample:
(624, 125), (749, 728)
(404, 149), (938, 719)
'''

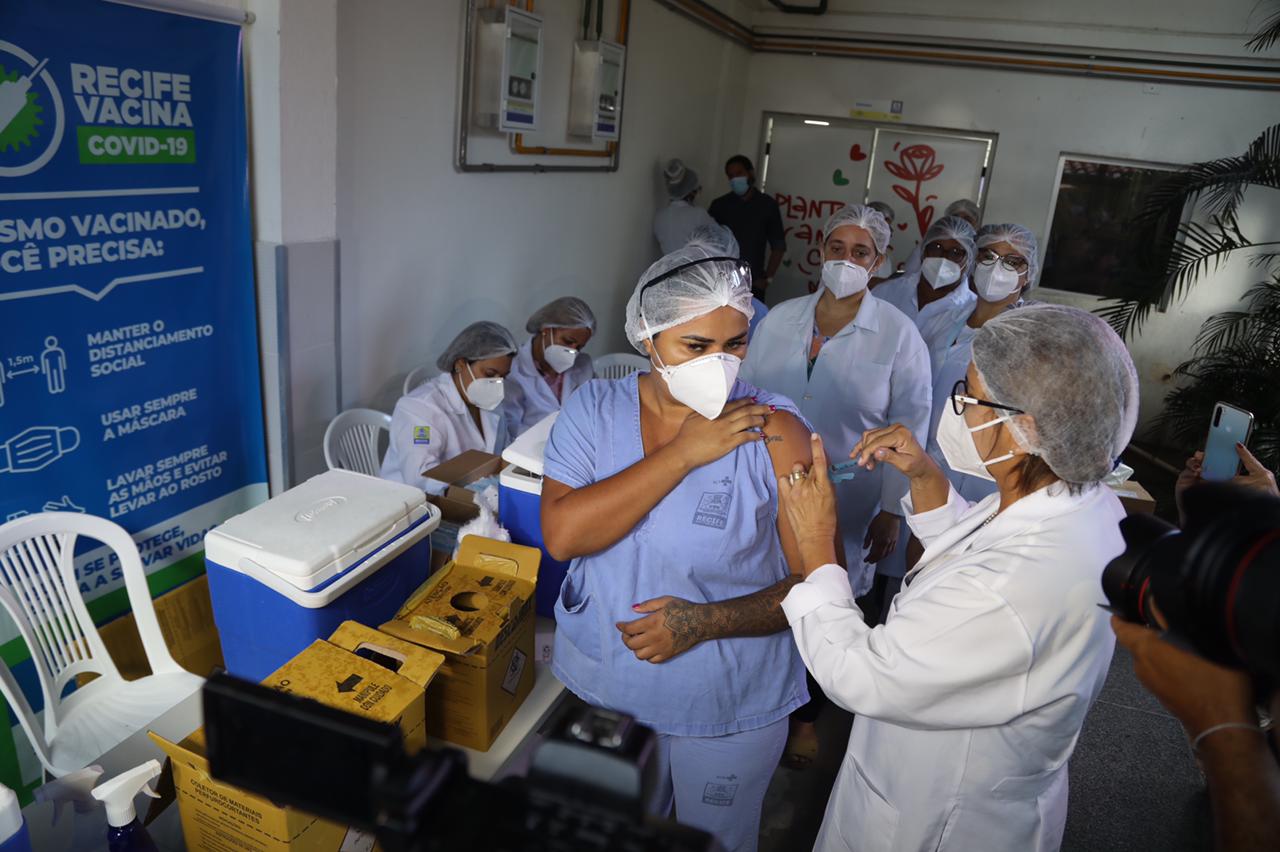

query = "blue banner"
(0, 2), (266, 609)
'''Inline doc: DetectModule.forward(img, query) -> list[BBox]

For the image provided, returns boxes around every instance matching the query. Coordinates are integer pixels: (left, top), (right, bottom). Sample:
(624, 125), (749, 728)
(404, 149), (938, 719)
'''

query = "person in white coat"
(654, 158), (715, 255)
(776, 303), (1140, 852)
(742, 204), (931, 596)
(380, 321), (517, 494)
(504, 297), (596, 437)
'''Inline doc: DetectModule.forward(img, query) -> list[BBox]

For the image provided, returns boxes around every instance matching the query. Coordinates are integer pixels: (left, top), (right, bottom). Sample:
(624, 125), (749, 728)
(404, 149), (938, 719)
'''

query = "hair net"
(663, 158), (700, 199)
(977, 223), (1041, 286)
(867, 200), (895, 224)
(686, 222), (740, 258)
(972, 304), (1139, 485)
(625, 244), (754, 354)
(944, 198), (980, 224)
(435, 321), (518, 372)
(525, 296), (596, 334)
(823, 204), (891, 255)
(923, 215), (978, 274)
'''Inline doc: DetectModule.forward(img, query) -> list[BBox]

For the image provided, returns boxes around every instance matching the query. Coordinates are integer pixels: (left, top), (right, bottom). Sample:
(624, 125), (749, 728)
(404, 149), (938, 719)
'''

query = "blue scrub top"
(544, 374), (809, 737)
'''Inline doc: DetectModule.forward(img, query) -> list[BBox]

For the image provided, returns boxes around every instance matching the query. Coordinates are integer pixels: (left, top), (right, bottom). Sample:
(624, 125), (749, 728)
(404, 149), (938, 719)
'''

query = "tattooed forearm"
(668, 576), (802, 643)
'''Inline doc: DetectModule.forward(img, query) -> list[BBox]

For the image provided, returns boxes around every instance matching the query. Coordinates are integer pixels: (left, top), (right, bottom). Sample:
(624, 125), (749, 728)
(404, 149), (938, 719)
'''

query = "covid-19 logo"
(0, 40), (65, 177)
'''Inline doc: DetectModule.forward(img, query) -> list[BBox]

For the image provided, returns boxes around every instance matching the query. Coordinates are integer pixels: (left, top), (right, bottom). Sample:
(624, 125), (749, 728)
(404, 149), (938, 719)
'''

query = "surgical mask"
(922, 257), (962, 289)
(650, 348), (740, 420)
(542, 330), (579, 374)
(729, 176), (750, 196)
(936, 404), (1017, 482)
(973, 263), (1022, 302)
(821, 260), (870, 299)
(461, 363), (504, 411)
(0, 426), (80, 473)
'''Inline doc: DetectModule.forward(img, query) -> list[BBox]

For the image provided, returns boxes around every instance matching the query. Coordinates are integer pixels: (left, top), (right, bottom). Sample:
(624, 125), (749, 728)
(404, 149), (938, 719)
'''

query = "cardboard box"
(423, 450), (504, 524)
(1111, 479), (1157, 515)
(150, 622), (443, 851)
(92, 574), (224, 682)
(381, 536), (540, 751)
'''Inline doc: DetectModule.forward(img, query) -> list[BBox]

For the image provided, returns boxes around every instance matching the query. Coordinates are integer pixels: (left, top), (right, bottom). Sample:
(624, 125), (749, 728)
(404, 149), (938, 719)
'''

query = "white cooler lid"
(205, 469), (430, 592)
(501, 410), (558, 475)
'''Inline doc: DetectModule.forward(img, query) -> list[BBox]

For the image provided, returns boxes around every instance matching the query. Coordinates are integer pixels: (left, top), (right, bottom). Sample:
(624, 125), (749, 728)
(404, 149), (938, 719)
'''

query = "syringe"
(0, 57), (48, 136)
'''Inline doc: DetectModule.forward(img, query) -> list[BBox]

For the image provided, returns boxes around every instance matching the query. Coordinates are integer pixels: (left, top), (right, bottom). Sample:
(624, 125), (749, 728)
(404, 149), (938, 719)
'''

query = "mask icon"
(0, 426), (81, 473)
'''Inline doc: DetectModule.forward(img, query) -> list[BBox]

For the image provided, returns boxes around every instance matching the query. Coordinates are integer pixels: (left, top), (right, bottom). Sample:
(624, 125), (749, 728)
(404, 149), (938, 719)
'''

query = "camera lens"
(1101, 513), (1180, 626)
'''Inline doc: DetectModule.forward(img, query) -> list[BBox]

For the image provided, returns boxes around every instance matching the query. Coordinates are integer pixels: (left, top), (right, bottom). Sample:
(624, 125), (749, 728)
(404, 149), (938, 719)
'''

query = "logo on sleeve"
(693, 492), (731, 529)
(413, 426), (431, 445)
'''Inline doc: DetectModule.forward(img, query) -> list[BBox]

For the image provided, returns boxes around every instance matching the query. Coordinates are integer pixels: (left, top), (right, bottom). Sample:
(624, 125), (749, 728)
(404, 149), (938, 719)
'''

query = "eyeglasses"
(950, 379), (1024, 416)
(637, 255), (752, 324)
(976, 249), (1029, 274)
(923, 242), (969, 264)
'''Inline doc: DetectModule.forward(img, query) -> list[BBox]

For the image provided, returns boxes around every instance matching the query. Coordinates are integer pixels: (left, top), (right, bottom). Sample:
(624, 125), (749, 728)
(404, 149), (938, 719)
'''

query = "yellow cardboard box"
(149, 622), (444, 851)
(381, 536), (540, 751)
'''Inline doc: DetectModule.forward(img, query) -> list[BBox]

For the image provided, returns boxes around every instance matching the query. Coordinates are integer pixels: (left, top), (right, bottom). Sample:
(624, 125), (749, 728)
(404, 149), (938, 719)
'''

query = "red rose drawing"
(884, 144), (944, 237)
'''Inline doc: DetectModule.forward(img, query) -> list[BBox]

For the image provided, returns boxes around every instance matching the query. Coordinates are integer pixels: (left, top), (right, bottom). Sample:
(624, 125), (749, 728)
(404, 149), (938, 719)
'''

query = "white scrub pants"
(648, 717), (788, 852)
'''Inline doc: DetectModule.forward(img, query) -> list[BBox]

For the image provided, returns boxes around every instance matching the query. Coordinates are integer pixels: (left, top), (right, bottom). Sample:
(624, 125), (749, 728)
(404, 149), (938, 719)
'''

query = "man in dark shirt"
(709, 154), (786, 301)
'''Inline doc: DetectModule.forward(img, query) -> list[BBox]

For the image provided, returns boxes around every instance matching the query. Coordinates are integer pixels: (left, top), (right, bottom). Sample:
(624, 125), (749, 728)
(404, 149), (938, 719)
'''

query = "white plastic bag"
(454, 484), (509, 554)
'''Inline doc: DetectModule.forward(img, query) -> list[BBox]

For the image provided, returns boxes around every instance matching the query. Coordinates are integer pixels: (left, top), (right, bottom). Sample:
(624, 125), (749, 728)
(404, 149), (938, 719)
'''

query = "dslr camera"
(1102, 482), (1280, 680)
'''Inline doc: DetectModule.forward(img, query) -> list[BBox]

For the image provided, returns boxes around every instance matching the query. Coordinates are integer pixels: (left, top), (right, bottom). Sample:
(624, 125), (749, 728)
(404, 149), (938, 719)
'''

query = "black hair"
(724, 154), (754, 174)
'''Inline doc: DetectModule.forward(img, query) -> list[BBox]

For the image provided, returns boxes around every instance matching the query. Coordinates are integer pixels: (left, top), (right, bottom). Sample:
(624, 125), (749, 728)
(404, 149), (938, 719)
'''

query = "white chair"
(0, 513), (203, 777)
(593, 352), (650, 380)
(403, 364), (434, 396)
(323, 408), (392, 476)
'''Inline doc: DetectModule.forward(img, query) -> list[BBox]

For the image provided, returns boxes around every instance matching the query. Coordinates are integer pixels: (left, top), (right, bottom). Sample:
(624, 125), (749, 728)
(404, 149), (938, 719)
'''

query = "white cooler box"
(204, 470), (440, 681)
(498, 412), (570, 618)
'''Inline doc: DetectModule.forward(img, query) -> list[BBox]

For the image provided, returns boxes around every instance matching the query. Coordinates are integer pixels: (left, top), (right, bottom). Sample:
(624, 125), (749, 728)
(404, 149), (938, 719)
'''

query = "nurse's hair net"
(945, 198), (981, 224)
(972, 304), (1139, 485)
(977, 223), (1041, 286)
(525, 297), (597, 333)
(625, 244), (754, 354)
(663, 158), (700, 199)
(867, 201), (895, 224)
(924, 215), (978, 273)
(435, 321), (518, 372)
(823, 204), (891, 255)
(686, 222), (740, 258)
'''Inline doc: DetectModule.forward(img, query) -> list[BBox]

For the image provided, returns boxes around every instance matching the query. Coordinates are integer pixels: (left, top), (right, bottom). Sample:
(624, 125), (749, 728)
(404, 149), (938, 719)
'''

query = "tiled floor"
(758, 645), (1213, 852)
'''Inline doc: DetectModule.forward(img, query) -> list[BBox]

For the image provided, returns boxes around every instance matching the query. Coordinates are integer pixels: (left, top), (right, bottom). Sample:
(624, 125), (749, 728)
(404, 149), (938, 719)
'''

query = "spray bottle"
(32, 764), (104, 851)
(91, 761), (161, 852)
(0, 783), (32, 852)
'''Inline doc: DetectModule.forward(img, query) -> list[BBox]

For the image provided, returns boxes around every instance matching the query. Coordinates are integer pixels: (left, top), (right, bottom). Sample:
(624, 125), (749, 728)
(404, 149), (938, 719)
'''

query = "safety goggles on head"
(976, 248), (1029, 274)
(923, 241), (969, 264)
(637, 256), (752, 304)
(950, 378), (1024, 417)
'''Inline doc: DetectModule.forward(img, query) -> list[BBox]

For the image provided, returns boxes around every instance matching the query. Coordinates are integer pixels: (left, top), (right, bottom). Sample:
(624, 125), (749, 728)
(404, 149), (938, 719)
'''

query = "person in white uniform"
(776, 303), (1139, 852)
(504, 297), (596, 437)
(380, 321), (517, 494)
(654, 158), (715, 255)
(887, 198), (980, 278)
(743, 204), (931, 597)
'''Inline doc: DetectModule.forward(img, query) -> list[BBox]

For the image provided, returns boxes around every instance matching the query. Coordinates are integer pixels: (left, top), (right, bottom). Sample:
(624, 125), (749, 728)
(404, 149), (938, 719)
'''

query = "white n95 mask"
(922, 257), (962, 290)
(973, 263), (1022, 302)
(462, 363), (504, 411)
(543, 331), (579, 374)
(936, 404), (1017, 482)
(653, 351), (740, 420)
(821, 260), (870, 299)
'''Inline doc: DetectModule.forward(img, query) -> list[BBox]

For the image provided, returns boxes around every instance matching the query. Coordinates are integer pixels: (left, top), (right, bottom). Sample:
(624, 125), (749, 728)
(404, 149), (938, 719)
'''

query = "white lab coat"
(503, 340), (594, 438)
(653, 199), (715, 255)
(782, 483), (1125, 852)
(379, 371), (507, 495)
(742, 292), (932, 595)
(874, 272), (977, 377)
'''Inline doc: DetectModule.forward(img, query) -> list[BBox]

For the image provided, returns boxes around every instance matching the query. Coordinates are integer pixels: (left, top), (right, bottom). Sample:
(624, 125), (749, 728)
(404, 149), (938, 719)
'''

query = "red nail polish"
(632, 604), (643, 611)
(769, 405), (777, 412)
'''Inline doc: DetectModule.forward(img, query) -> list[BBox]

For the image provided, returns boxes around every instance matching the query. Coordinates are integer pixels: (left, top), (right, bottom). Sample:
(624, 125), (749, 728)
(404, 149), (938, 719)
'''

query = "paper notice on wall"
(850, 99), (904, 122)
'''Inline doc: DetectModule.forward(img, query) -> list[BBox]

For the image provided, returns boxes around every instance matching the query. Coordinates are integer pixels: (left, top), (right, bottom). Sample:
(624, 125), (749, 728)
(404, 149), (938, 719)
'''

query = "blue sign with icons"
(0, 0), (266, 608)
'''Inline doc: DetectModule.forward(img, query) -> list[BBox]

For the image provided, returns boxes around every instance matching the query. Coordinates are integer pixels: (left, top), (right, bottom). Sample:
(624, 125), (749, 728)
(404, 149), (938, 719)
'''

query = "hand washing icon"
(0, 425), (80, 473)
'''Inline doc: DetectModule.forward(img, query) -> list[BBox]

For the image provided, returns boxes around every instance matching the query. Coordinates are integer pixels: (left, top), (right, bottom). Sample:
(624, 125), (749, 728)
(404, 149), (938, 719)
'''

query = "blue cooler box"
(204, 470), (440, 681)
(498, 412), (569, 618)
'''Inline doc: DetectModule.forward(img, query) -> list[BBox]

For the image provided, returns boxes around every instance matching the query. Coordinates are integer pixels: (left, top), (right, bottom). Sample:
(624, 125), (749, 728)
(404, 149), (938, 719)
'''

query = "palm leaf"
(1246, 1), (1280, 51)
(1136, 124), (1280, 224)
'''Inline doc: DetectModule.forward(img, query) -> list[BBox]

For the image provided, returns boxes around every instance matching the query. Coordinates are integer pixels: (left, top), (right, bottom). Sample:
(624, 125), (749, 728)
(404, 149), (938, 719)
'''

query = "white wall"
(336, 0), (750, 412)
(736, 49), (1279, 429)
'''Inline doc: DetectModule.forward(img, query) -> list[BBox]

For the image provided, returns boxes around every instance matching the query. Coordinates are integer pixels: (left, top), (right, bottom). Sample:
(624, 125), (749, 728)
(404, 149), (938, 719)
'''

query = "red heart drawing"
(897, 222), (909, 231)
(849, 144), (867, 162)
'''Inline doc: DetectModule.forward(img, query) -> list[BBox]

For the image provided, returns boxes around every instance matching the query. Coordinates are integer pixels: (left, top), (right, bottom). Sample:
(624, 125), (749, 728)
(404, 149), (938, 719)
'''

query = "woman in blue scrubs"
(540, 244), (813, 852)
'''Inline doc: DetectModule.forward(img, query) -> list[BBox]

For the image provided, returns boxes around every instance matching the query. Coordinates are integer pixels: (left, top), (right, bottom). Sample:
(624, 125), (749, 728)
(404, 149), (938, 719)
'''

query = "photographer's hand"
(1112, 617), (1280, 852)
